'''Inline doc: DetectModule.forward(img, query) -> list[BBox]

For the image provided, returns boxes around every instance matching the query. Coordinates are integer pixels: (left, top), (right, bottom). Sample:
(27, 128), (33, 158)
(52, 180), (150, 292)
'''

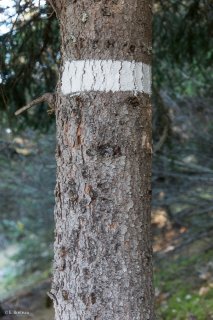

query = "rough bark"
(51, 1), (154, 319)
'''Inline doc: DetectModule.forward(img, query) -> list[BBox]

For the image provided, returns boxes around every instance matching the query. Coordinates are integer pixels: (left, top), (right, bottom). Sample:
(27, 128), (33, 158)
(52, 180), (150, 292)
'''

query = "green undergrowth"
(155, 250), (213, 319)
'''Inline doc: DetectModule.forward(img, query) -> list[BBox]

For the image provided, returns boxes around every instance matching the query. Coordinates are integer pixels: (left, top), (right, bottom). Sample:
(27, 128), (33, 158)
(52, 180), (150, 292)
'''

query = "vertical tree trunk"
(51, 1), (154, 319)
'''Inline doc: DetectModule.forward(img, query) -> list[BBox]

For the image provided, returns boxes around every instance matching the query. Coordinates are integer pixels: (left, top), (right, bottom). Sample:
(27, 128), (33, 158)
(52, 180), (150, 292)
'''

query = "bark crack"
(118, 61), (122, 91)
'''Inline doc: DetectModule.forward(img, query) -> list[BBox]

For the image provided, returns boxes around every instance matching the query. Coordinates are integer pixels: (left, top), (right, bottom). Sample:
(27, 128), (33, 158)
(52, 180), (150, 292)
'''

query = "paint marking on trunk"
(61, 60), (151, 95)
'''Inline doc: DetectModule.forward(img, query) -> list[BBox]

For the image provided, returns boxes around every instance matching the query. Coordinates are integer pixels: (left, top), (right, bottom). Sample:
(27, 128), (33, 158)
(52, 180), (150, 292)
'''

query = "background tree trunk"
(51, 1), (154, 319)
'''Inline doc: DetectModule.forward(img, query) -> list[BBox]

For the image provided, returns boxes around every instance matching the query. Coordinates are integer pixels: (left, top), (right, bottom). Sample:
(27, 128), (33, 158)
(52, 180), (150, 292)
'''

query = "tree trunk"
(51, 1), (154, 319)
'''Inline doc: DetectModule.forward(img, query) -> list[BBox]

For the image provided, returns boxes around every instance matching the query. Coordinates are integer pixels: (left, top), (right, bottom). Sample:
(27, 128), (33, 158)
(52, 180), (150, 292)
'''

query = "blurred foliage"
(0, 0), (60, 131)
(0, 128), (55, 298)
(152, 95), (213, 319)
(153, 0), (213, 96)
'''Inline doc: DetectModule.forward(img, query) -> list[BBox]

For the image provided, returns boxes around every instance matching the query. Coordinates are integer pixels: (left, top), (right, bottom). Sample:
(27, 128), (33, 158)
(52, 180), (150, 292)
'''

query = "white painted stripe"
(61, 60), (151, 95)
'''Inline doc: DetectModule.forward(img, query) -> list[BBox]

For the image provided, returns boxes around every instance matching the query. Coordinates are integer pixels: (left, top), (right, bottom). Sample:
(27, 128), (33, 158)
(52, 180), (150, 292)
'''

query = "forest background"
(0, 1), (212, 319)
